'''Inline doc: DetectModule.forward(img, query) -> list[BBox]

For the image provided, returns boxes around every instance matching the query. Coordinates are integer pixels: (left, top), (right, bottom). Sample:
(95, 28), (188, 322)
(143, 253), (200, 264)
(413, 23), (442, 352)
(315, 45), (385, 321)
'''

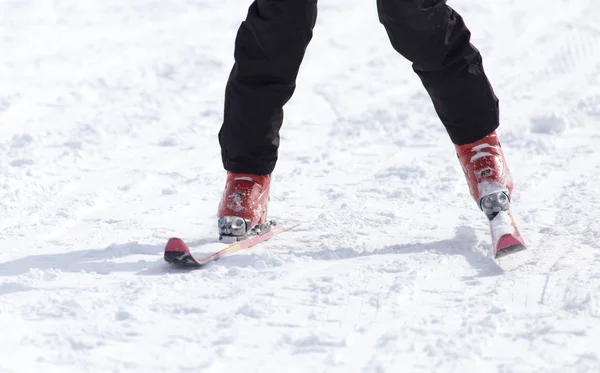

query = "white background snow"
(1, 0), (600, 372)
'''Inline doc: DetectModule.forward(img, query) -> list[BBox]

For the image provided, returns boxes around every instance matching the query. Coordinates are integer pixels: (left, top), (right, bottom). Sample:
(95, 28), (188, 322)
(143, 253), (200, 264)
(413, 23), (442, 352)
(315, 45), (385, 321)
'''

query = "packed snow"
(1, 0), (600, 372)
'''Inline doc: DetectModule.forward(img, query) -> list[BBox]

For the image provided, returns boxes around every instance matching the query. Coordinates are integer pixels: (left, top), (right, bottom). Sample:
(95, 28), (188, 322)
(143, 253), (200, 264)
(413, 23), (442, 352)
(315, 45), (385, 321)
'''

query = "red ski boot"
(455, 131), (526, 258)
(217, 172), (272, 241)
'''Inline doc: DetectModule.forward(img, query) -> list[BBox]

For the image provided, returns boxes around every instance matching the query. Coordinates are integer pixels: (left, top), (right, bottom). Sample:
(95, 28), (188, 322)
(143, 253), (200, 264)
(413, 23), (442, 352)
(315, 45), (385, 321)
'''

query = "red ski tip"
(497, 234), (523, 249)
(165, 237), (190, 253)
(495, 233), (527, 258)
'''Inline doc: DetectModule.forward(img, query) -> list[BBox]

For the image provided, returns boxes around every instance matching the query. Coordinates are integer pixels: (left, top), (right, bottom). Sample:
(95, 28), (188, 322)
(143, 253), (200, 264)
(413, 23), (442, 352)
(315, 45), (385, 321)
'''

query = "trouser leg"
(219, 0), (318, 174)
(377, 0), (499, 145)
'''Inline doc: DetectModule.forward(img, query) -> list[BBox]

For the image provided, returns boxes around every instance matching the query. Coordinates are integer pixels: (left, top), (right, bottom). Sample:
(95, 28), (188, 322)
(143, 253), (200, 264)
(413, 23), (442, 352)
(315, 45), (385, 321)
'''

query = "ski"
(164, 221), (301, 268)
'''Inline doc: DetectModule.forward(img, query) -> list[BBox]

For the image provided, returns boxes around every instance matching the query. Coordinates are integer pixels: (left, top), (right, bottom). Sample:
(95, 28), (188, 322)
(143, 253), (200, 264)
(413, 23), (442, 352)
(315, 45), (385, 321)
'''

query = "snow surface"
(1, 0), (600, 372)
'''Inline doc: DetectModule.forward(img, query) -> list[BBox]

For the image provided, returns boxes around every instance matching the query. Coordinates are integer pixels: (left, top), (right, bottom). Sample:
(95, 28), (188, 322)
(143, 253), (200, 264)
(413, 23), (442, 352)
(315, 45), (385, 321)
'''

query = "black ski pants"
(219, 0), (500, 175)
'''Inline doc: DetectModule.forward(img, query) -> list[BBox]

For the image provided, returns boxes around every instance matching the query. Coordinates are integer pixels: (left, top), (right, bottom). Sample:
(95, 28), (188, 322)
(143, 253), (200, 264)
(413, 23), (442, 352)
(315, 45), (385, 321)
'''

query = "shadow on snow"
(0, 227), (502, 281)
(0, 241), (165, 278)
(221, 225), (504, 278)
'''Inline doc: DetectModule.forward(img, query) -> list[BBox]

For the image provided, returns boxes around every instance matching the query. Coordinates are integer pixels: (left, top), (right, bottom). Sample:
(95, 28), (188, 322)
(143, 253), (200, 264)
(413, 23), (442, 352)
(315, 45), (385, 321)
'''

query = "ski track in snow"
(1, 0), (600, 372)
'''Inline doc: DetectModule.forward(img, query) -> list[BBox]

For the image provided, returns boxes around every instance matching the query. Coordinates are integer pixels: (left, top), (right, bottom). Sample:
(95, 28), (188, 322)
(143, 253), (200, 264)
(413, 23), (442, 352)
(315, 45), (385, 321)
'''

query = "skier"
(216, 0), (525, 256)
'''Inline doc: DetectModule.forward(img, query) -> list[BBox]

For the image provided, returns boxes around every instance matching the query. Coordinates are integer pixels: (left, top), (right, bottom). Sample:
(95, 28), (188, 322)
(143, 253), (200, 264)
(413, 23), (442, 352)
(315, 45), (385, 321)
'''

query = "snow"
(1, 0), (600, 372)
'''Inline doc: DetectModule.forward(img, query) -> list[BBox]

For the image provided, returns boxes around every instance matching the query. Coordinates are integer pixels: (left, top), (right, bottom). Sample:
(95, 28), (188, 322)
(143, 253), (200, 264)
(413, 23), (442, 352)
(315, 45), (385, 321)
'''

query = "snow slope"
(1, 0), (600, 372)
